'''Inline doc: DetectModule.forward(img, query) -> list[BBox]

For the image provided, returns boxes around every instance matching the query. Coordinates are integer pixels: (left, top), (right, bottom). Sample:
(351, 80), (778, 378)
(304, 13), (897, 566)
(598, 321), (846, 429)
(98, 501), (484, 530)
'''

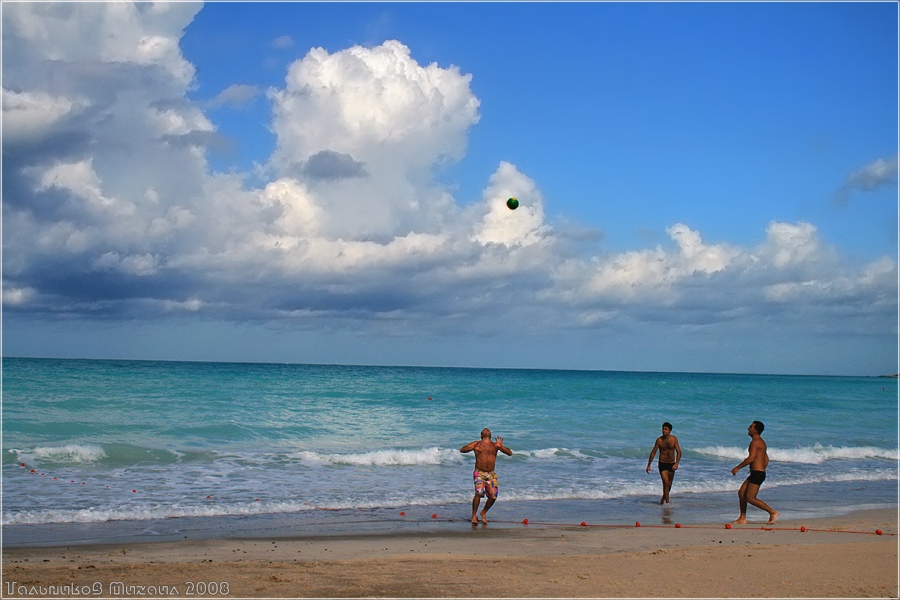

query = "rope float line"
(396, 507), (895, 537)
(484, 519), (895, 536)
(17, 464), (895, 536)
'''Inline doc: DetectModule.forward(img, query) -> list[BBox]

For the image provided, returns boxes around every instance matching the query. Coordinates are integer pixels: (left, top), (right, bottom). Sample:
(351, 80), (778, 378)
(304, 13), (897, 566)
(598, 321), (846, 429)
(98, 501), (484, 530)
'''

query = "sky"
(2, 1), (898, 376)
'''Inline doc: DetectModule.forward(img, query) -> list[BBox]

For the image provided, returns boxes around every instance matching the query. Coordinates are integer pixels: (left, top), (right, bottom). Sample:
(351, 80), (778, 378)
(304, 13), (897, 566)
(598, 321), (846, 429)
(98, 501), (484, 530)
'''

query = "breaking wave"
(693, 444), (898, 464)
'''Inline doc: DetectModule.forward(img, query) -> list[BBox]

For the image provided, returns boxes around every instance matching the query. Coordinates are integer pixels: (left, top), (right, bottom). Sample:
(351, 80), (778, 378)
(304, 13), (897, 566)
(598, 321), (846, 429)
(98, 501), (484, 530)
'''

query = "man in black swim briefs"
(731, 420), (779, 524)
(646, 422), (681, 504)
(747, 469), (766, 486)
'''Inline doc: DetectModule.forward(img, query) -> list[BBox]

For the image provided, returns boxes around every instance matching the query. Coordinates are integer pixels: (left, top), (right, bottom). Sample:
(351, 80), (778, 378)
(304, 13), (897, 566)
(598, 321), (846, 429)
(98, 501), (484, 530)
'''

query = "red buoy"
(400, 511), (405, 516)
(580, 522), (586, 526)
(635, 521), (641, 527)
(800, 526), (806, 532)
(876, 529), (883, 535)
(675, 523), (681, 528)
(522, 519), (529, 524)
(725, 523), (732, 529)
(431, 513), (437, 519)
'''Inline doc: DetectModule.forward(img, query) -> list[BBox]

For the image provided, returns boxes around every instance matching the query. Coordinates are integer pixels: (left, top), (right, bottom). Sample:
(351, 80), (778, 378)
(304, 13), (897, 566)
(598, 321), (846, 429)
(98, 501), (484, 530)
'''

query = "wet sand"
(3, 508), (897, 598)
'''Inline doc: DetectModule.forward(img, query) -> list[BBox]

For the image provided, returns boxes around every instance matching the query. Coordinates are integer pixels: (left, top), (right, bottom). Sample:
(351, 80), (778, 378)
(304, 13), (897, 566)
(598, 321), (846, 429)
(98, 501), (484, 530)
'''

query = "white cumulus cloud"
(473, 162), (548, 248)
(760, 221), (822, 269)
(268, 40), (480, 239)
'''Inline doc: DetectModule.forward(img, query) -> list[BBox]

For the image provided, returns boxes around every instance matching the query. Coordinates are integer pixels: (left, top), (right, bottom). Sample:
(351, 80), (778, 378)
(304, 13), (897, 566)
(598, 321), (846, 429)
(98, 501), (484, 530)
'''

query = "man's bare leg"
(732, 479), (749, 524)
(745, 485), (779, 523)
(480, 497), (496, 524)
(660, 470), (673, 504)
(471, 495), (481, 525)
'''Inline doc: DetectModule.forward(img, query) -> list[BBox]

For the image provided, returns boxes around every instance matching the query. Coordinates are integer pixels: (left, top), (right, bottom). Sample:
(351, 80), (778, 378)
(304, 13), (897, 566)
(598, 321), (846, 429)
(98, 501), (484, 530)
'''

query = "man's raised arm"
(496, 437), (513, 456)
(460, 441), (477, 453)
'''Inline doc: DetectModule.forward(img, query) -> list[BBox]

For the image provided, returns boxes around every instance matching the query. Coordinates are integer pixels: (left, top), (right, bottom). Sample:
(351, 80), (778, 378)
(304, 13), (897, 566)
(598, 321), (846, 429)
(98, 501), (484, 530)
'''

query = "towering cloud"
(269, 40), (481, 239)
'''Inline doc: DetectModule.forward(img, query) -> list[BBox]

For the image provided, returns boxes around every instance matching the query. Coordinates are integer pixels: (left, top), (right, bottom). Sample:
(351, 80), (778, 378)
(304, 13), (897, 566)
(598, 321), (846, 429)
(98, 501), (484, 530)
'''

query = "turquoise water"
(3, 358), (897, 530)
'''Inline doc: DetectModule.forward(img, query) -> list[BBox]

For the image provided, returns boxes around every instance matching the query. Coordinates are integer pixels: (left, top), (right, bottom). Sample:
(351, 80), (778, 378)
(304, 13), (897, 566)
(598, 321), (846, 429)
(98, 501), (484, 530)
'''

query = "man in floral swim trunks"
(460, 428), (513, 525)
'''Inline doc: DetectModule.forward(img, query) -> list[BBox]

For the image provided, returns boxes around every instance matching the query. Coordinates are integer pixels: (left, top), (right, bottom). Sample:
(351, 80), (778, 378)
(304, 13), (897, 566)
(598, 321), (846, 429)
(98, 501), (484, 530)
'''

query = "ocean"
(3, 358), (897, 545)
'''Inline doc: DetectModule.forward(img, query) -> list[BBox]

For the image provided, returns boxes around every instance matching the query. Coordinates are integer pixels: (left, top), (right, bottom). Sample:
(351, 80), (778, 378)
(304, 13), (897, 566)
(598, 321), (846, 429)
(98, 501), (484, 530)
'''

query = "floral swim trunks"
(473, 469), (498, 500)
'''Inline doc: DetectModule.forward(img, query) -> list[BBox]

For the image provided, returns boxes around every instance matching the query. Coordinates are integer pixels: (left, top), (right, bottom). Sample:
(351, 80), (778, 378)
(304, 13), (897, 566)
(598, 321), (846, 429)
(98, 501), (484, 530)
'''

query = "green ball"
(506, 197), (519, 210)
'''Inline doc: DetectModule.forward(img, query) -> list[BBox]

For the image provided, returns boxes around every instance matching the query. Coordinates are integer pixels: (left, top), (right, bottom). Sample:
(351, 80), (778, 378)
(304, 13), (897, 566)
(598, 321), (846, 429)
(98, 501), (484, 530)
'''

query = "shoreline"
(5, 478), (896, 549)
(3, 508), (897, 598)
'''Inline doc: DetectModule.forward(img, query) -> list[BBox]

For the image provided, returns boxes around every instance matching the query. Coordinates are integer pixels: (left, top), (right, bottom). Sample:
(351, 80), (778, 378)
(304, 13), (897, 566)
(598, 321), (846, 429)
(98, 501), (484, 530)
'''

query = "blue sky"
(3, 2), (897, 375)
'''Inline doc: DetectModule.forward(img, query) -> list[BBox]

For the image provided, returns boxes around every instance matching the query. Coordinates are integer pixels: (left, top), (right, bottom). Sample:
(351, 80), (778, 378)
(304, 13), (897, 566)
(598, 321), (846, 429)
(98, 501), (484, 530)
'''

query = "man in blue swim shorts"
(731, 420), (779, 524)
(460, 428), (513, 525)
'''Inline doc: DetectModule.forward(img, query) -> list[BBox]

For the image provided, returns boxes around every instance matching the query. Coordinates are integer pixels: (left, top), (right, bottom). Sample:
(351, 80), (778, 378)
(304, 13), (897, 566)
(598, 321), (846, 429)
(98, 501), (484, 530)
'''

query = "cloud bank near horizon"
(2, 3), (896, 353)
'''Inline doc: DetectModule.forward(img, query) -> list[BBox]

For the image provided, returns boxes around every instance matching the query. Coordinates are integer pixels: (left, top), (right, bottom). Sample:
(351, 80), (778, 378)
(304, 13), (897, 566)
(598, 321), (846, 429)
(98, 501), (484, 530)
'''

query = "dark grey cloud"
(834, 155), (898, 205)
(2, 181), (95, 225)
(302, 150), (368, 181)
(6, 237), (202, 293)
(2, 129), (93, 217)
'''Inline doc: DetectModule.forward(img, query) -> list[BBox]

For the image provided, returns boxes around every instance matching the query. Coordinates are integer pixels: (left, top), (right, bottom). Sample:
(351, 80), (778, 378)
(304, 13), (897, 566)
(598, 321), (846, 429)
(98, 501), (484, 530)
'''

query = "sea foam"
(287, 447), (602, 467)
(693, 444), (898, 464)
(291, 447), (465, 467)
(11, 445), (107, 465)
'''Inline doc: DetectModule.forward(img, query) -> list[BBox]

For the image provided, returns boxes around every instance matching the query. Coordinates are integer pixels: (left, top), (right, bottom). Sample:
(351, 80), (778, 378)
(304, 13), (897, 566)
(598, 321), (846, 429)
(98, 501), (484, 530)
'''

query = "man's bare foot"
(480, 511), (488, 524)
(766, 511), (779, 524)
(471, 516), (478, 525)
(732, 517), (748, 524)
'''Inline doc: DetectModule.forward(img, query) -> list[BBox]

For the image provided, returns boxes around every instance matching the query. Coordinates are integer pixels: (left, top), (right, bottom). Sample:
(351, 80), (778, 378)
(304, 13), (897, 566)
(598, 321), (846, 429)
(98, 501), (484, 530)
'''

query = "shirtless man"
(731, 420), (779, 524)
(460, 428), (513, 524)
(646, 422), (681, 504)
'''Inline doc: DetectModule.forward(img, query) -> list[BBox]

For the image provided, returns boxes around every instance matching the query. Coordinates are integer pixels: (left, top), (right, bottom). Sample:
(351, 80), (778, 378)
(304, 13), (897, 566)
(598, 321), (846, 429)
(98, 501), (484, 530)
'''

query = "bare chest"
(659, 436), (676, 450)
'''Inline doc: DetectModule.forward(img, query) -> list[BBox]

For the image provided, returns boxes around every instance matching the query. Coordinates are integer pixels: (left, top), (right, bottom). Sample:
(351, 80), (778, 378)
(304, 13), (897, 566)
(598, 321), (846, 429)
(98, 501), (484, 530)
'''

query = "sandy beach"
(3, 508), (897, 598)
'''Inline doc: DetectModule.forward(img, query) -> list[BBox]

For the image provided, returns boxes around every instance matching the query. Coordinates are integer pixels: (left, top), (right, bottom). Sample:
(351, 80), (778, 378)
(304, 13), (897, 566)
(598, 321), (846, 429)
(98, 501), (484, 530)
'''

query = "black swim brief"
(658, 462), (675, 473)
(747, 470), (766, 486)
